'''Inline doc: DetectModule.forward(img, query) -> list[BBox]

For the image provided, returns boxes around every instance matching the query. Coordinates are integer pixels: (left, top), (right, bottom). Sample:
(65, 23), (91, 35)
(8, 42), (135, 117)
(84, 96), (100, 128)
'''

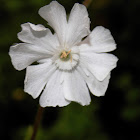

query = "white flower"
(9, 1), (118, 107)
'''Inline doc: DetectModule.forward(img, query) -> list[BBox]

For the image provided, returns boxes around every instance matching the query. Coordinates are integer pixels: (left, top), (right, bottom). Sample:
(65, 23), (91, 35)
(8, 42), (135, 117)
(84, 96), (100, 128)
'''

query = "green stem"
(31, 105), (44, 140)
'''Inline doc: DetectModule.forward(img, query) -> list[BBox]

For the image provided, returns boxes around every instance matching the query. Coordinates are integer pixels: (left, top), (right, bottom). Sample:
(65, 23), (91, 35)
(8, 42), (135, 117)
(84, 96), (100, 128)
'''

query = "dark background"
(0, 0), (140, 139)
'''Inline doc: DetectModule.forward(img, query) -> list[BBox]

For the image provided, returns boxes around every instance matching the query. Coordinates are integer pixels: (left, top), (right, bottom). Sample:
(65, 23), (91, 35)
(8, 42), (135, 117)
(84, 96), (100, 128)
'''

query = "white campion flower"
(9, 1), (118, 107)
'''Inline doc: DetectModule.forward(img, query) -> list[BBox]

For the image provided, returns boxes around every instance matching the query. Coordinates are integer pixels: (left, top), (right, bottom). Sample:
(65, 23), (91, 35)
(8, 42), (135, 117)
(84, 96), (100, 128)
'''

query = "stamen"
(60, 50), (71, 59)
(66, 50), (71, 56)
(60, 51), (66, 58)
(55, 48), (79, 70)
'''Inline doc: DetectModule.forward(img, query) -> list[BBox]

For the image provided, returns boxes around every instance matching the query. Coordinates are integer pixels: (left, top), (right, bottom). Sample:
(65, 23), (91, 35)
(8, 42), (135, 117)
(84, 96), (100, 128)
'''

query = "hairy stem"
(31, 106), (44, 140)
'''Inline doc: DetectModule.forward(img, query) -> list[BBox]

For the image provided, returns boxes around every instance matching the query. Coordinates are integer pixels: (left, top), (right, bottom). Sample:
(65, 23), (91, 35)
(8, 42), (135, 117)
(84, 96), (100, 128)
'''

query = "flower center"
(60, 50), (71, 61)
(53, 47), (80, 71)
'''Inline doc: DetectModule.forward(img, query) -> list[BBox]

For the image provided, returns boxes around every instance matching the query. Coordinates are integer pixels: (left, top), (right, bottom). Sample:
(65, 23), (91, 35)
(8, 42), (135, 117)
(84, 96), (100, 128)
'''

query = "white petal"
(39, 70), (70, 107)
(80, 46), (118, 81)
(18, 22), (59, 52)
(39, 1), (67, 46)
(24, 62), (55, 99)
(88, 74), (110, 96)
(82, 26), (116, 52)
(78, 66), (110, 96)
(66, 3), (90, 46)
(29, 23), (46, 31)
(63, 70), (91, 106)
(9, 43), (51, 70)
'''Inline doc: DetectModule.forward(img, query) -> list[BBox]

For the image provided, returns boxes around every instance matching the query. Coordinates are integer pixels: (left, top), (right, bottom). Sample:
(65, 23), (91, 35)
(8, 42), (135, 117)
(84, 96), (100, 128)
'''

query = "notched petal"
(81, 26), (116, 53)
(9, 43), (48, 70)
(24, 63), (55, 99)
(63, 70), (91, 106)
(39, 70), (71, 107)
(66, 3), (90, 46)
(18, 22), (49, 43)
(38, 1), (67, 45)
(80, 47), (118, 81)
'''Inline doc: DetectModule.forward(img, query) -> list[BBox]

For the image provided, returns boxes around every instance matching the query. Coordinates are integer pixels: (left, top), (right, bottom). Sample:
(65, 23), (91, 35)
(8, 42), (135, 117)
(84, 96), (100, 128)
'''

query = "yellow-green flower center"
(60, 50), (71, 61)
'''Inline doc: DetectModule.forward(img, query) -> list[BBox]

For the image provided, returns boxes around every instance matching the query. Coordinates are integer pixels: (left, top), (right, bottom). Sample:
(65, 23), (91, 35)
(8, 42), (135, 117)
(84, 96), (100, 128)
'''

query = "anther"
(60, 50), (71, 59)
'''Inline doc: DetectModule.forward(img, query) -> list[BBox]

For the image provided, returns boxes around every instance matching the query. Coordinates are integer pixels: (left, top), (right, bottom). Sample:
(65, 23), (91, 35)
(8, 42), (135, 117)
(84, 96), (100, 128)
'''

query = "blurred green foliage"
(0, 0), (140, 140)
